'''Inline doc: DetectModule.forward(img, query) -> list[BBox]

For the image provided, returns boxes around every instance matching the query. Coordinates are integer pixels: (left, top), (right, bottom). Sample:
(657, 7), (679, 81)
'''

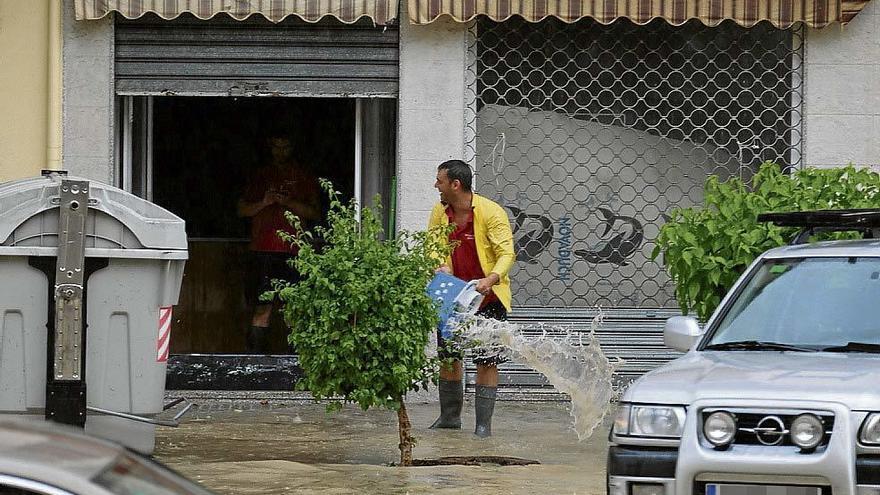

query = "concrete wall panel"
(62, 0), (115, 184)
(805, 6), (880, 168)
(396, 4), (467, 232)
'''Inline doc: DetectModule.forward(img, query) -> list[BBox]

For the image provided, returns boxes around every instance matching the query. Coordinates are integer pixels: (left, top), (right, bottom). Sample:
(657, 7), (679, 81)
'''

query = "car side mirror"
(664, 316), (702, 352)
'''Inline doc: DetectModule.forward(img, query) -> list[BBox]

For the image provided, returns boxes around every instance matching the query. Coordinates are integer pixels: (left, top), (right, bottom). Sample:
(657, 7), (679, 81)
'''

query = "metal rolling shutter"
(114, 15), (398, 97)
(464, 17), (805, 395)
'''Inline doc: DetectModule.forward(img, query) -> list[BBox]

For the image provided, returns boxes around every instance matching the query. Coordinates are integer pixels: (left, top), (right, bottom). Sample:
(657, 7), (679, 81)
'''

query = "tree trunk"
(397, 399), (414, 466)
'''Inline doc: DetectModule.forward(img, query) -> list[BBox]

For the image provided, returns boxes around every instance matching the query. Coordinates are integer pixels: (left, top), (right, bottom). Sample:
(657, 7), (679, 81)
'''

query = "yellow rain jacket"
(428, 194), (515, 311)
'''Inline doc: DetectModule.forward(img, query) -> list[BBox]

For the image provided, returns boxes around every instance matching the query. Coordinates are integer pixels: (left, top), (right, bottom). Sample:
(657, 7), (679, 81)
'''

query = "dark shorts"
(437, 300), (509, 366)
(249, 251), (299, 306)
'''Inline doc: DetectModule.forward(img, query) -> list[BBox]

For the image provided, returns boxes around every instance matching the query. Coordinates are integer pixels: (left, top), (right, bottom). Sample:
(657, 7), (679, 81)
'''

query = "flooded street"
(156, 397), (610, 494)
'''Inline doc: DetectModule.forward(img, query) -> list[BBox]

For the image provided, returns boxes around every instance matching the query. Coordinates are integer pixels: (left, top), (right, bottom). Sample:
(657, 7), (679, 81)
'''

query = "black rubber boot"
(429, 379), (463, 429)
(246, 326), (270, 354)
(474, 385), (497, 438)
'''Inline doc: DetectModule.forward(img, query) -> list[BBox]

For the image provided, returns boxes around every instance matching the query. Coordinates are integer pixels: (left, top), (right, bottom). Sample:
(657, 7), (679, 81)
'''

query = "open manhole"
(409, 456), (540, 467)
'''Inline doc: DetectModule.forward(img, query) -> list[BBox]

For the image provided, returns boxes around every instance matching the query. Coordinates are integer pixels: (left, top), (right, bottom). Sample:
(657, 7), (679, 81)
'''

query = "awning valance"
(407, 0), (870, 28)
(75, 0), (398, 25)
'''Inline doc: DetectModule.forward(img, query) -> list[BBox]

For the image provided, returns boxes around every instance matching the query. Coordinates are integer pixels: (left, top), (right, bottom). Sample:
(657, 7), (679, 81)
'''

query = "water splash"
(457, 311), (621, 440)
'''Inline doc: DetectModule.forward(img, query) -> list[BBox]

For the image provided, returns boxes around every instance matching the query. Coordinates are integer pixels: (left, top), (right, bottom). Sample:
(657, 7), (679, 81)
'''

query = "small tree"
(653, 162), (880, 320)
(271, 181), (452, 466)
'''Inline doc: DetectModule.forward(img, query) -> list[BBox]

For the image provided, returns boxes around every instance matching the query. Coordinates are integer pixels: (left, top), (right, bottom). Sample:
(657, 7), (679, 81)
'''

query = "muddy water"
(459, 314), (619, 439)
(155, 400), (610, 494)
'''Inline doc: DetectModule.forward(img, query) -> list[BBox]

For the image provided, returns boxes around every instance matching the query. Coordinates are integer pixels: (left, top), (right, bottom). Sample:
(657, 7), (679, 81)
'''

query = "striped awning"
(75, 0), (398, 25)
(407, 0), (870, 28)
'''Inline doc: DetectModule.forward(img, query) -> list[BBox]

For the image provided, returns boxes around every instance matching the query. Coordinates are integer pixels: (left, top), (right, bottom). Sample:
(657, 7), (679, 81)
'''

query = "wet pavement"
(155, 395), (611, 494)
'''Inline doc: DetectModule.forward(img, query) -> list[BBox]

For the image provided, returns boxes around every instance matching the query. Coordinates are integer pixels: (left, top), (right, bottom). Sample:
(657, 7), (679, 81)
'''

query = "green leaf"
(276, 179), (454, 458)
(653, 162), (880, 321)
(687, 282), (699, 302)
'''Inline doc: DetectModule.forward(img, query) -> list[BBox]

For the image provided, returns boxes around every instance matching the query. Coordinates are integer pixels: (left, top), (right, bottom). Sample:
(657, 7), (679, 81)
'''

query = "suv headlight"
(860, 413), (880, 445)
(704, 410), (737, 447)
(613, 403), (686, 438)
(791, 414), (824, 450)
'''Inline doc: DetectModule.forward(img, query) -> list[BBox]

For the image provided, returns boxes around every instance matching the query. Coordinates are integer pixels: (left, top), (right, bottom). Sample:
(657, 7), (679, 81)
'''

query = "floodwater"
(459, 313), (618, 439)
(155, 399), (611, 494)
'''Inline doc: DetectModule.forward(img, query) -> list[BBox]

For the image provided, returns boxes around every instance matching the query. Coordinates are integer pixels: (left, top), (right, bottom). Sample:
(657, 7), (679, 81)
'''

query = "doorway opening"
(118, 96), (397, 354)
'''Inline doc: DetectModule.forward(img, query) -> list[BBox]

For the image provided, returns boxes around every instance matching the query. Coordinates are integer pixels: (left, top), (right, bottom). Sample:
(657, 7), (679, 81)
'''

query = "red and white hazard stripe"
(157, 306), (172, 363)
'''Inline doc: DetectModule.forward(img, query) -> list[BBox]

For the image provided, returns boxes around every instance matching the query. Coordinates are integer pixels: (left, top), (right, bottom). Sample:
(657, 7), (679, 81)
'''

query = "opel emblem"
(754, 416), (786, 446)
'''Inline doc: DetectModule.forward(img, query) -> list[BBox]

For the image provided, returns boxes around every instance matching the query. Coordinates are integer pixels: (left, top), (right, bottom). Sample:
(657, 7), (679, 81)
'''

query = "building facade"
(396, 0), (880, 385)
(2, 0), (879, 388)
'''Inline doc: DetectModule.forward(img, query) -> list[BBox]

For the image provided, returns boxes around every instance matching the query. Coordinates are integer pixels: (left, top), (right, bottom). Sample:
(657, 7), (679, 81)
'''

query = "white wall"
(805, 1), (880, 169)
(396, 5), (468, 232)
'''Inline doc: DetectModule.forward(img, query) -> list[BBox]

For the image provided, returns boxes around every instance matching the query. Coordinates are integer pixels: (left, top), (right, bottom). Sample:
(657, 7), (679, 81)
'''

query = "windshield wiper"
(703, 340), (816, 352)
(821, 342), (880, 353)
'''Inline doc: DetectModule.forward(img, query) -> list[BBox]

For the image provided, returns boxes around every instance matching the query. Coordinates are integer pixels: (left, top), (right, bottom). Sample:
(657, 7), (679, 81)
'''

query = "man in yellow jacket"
(428, 159), (515, 438)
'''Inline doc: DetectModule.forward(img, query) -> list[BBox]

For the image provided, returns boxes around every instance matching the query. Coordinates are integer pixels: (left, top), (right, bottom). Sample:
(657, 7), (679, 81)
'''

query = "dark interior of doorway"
(152, 97), (355, 354)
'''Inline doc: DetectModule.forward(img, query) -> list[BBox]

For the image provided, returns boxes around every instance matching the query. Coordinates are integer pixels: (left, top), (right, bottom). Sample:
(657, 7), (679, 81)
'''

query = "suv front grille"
(702, 410), (835, 448)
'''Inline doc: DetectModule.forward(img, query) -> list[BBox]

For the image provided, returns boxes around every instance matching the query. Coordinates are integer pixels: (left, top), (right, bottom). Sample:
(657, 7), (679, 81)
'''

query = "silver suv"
(608, 210), (880, 495)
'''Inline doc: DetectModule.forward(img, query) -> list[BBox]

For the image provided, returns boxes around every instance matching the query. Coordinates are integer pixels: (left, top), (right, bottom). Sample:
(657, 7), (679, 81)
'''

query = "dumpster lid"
(0, 174), (187, 251)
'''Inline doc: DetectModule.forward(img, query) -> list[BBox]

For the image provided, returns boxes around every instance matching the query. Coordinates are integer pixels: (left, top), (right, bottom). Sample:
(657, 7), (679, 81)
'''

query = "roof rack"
(757, 209), (880, 245)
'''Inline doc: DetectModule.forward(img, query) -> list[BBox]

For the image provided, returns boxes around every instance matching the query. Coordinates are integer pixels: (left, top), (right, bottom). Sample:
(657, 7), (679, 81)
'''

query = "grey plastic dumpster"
(0, 172), (187, 454)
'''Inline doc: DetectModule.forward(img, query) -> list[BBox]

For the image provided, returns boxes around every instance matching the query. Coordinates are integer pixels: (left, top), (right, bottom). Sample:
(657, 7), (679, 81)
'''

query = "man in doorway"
(238, 135), (321, 353)
(428, 159), (515, 437)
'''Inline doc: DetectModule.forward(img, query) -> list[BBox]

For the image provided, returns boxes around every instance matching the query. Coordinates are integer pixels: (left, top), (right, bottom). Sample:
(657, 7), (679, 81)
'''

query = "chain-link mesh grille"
(465, 17), (804, 309)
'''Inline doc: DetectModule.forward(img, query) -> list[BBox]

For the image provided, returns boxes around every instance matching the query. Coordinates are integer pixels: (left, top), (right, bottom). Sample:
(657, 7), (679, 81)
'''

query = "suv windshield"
(705, 257), (880, 351)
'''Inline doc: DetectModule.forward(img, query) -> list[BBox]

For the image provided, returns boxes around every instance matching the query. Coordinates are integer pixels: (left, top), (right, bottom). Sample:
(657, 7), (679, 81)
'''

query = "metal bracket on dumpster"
(46, 180), (89, 427)
(86, 401), (195, 428)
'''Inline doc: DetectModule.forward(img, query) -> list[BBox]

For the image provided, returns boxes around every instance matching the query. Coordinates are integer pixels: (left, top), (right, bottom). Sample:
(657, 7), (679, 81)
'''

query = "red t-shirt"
(243, 163), (319, 253)
(446, 206), (499, 307)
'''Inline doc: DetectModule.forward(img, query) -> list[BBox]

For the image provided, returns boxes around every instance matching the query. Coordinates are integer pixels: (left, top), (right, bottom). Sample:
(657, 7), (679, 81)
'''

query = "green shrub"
(653, 162), (880, 320)
(270, 180), (453, 466)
